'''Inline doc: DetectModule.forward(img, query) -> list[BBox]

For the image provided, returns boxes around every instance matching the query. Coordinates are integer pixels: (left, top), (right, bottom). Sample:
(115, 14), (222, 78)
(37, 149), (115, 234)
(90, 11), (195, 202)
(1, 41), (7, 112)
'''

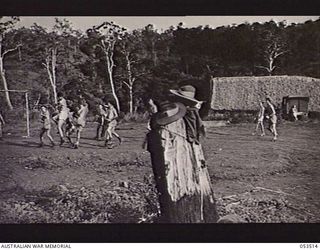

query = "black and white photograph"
(0, 14), (320, 241)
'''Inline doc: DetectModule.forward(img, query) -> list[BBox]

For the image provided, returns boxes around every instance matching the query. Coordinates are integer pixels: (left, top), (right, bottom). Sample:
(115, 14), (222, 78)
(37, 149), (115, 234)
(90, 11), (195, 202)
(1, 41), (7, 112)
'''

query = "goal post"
(0, 89), (30, 137)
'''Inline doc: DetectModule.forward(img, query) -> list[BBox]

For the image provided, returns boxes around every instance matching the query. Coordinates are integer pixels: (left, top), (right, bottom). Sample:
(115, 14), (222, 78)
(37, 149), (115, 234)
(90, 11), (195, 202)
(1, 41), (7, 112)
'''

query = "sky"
(17, 16), (319, 33)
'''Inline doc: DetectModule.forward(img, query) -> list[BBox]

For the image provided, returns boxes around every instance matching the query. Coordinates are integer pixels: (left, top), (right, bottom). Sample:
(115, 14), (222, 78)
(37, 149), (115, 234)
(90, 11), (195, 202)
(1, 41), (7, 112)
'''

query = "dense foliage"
(1, 17), (320, 114)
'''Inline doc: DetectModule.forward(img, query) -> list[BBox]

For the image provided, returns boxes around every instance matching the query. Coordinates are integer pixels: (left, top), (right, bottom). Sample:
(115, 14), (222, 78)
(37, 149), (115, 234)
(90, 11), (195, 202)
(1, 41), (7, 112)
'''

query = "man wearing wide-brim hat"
(146, 84), (218, 223)
(169, 85), (206, 144)
(169, 85), (203, 109)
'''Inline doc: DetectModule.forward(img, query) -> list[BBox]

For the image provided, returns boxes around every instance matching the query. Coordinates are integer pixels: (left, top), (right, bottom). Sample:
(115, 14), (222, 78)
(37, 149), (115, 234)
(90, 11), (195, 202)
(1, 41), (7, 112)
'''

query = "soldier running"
(252, 100), (265, 136)
(265, 97), (278, 141)
(95, 99), (107, 140)
(103, 101), (122, 148)
(65, 98), (89, 149)
(39, 105), (55, 147)
(53, 92), (70, 146)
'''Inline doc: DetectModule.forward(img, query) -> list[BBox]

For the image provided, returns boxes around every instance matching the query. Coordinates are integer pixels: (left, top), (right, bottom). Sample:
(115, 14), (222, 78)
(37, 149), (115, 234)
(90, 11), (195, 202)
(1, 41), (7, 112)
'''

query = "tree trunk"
(0, 69), (13, 110)
(52, 84), (57, 105)
(43, 49), (58, 104)
(129, 85), (133, 114)
(151, 41), (157, 66)
(125, 53), (134, 114)
(104, 41), (121, 112)
(147, 118), (218, 223)
(0, 41), (13, 110)
(107, 66), (120, 112)
(51, 48), (58, 104)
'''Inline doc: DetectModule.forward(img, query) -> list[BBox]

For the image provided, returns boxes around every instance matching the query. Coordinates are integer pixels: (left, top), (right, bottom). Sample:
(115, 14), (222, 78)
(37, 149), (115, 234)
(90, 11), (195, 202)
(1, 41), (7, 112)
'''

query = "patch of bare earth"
(0, 120), (319, 223)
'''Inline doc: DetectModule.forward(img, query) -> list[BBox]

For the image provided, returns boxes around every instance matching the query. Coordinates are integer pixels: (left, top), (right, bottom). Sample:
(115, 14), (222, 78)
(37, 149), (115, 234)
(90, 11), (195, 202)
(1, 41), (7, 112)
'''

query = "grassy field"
(0, 119), (319, 223)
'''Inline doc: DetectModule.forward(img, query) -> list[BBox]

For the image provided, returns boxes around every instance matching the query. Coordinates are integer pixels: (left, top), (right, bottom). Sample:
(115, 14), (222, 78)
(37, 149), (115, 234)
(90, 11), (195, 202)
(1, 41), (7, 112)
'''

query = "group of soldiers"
(39, 93), (121, 149)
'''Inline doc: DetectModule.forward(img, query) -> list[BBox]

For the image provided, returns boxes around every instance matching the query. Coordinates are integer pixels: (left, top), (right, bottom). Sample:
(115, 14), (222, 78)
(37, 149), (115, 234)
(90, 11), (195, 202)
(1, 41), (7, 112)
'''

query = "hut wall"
(211, 76), (320, 112)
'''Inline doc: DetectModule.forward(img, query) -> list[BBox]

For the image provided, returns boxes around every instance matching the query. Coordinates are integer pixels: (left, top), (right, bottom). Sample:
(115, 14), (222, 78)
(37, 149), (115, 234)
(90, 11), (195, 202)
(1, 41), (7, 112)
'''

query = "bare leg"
(96, 118), (104, 140)
(46, 129), (55, 146)
(39, 128), (45, 146)
(268, 122), (274, 134)
(252, 122), (259, 135)
(74, 127), (82, 149)
(96, 124), (102, 140)
(260, 121), (265, 136)
(101, 123), (107, 138)
(272, 123), (278, 140)
(58, 119), (66, 145)
(104, 125), (113, 147)
(65, 126), (74, 146)
(112, 130), (122, 144)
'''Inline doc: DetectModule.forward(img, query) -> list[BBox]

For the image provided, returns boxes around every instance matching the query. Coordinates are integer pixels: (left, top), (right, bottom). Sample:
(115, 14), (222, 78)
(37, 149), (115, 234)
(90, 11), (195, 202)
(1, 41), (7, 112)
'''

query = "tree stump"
(147, 118), (218, 223)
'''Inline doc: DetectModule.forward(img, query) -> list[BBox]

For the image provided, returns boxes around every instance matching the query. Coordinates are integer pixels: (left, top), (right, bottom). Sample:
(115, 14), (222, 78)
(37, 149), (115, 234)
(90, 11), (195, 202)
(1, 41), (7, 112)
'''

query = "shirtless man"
(104, 102), (122, 148)
(66, 98), (89, 149)
(95, 100), (107, 140)
(252, 101), (265, 136)
(39, 105), (55, 147)
(265, 97), (278, 141)
(53, 93), (70, 145)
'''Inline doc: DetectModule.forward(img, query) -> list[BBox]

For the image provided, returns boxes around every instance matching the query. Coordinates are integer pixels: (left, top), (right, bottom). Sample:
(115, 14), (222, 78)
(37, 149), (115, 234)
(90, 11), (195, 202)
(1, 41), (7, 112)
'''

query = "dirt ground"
(0, 119), (319, 223)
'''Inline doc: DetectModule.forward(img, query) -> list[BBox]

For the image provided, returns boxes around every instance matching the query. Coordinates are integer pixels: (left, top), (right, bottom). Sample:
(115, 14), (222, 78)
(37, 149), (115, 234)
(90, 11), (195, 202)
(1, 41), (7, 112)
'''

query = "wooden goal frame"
(0, 89), (30, 137)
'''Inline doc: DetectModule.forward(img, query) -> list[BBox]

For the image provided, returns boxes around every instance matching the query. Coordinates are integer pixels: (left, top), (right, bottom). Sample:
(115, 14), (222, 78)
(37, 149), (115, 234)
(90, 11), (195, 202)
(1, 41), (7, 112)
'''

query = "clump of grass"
(120, 111), (150, 123)
(0, 179), (160, 224)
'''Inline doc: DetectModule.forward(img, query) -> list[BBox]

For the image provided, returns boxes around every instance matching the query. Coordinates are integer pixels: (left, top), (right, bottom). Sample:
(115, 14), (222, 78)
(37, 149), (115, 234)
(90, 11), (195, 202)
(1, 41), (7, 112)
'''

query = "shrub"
(120, 111), (150, 123)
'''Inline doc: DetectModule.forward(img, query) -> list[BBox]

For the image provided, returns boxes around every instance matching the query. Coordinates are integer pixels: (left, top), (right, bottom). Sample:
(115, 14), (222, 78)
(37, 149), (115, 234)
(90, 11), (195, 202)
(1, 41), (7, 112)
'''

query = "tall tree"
(255, 21), (289, 76)
(0, 16), (20, 110)
(118, 30), (149, 114)
(87, 21), (126, 112)
(30, 19), (85, 104)
(142, 24), (160, 67)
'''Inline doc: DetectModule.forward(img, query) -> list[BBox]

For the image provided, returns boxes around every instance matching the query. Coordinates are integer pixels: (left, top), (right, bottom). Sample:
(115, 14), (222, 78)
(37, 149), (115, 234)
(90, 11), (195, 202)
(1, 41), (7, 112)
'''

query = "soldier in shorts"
(252, 101), (265, 136)
(53, 93), (70, 146)
(95, 99), (107, 140)
(104, 102), (122, 148)
(66, 98), (89, 149)
(39, 105), (55, 147)
(265, 97), (278, 141)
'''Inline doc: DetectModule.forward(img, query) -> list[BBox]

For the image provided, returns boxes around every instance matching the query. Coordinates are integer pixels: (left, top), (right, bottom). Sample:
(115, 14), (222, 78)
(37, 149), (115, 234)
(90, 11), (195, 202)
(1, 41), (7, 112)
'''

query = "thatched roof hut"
(211, 75), (320, 111)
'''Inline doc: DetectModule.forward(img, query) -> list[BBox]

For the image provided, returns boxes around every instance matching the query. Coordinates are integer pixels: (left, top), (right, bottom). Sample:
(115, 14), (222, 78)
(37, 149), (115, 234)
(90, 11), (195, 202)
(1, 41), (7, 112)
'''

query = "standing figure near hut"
(104, 101), (122, 148)
(65, 98), (89, 149)
(0, 111), (5, 140)
(53, 92), (70, 146)
(146, 85), (218, 223)
(39, 105), (55, 147)
(252, 101), (265, 137)
(265, 97), (278, 141)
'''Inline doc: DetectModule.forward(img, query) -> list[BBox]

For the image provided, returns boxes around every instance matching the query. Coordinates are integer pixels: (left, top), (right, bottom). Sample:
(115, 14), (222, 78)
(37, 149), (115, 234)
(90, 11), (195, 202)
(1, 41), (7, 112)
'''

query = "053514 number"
(300, 244), (318, 248)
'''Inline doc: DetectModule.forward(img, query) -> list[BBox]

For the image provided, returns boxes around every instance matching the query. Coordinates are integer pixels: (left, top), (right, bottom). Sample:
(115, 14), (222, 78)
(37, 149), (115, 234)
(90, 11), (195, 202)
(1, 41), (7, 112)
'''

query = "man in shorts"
(66, 98), (89, 149)
(39, 105), (55, 147)
(104, 102), (122, 148)
(265, 97), (278, 141)
(95, 99), (107, 140)
(53, 93), (70, 145)
(252, 100), (265, 136)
